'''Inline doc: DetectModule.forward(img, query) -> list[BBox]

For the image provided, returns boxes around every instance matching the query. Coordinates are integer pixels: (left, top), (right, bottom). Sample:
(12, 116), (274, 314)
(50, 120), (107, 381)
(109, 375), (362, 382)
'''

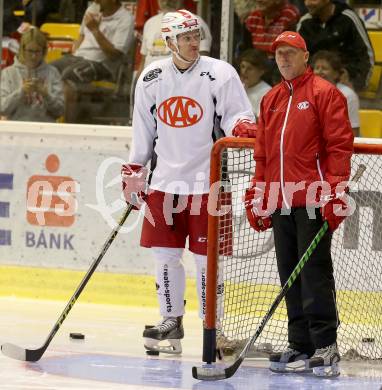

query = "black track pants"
(272, 207), (339, 353)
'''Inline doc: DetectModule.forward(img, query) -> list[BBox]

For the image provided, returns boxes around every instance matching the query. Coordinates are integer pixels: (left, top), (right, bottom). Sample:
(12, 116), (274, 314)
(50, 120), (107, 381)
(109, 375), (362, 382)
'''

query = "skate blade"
(270, 360), (312, 374)
(313, 363), (340, 377)
(144, 338), (182, 355)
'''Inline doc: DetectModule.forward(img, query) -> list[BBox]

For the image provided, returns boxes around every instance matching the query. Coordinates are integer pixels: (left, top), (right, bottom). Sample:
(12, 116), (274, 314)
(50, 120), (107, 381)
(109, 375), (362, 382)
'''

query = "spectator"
(245, 0), (300, 84)
(0, 28), (64, 122)
(245, 0), (300, 57)
(297, 0), (374, 91)
(239, 49), (272, 118)
(312, 50), (360, 137)
(137, 0), (212, 75)
(51, 0), (134, 123)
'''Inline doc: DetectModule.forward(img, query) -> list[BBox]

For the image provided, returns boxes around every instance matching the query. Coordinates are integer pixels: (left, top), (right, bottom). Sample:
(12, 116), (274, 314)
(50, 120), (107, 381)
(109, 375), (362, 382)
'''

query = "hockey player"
(244, 31), (353, 376)
(121, 9), (256, 354)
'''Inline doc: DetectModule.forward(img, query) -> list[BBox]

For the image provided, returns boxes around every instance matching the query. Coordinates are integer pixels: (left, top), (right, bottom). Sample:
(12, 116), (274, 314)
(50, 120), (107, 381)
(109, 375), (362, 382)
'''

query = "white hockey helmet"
(161, 9), (201, 46)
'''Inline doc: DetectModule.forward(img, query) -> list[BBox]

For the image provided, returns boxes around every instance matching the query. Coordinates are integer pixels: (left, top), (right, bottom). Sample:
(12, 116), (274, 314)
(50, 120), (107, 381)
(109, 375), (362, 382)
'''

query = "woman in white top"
(1, 27), (64, 122)
(239, 49), (272, 119)
(312, 50), (360, 137)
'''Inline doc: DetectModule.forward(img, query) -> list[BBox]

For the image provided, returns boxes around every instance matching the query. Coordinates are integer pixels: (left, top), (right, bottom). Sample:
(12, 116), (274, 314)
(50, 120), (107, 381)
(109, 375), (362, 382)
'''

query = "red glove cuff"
(232, 118), (257, 138)
(121, 164), (148, 209)
(320, 181), (351, 232)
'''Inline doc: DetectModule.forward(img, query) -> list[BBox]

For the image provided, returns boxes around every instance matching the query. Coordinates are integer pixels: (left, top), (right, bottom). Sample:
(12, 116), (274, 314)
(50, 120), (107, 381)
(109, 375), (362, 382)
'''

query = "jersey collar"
(171, 56), (200, 75)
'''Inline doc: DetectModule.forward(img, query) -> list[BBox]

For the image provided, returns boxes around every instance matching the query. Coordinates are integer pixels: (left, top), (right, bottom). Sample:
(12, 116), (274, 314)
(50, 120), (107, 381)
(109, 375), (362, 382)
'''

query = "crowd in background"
(0, 0), (377, 136)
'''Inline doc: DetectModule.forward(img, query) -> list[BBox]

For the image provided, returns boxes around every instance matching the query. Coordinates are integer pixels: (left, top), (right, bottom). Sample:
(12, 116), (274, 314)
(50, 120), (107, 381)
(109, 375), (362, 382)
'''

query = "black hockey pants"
(272, 207), (339, 354)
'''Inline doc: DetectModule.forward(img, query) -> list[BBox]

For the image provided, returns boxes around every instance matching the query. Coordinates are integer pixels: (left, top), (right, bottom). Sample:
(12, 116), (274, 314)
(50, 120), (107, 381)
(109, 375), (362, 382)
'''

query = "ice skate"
(143, 316), (184, 354)
(269, 347), (312, 373)
(308, 343), (340, 377)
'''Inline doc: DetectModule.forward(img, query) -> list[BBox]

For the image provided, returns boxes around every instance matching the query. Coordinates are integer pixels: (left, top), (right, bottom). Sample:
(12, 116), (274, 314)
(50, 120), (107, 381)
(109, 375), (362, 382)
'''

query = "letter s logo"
(157, 96), (203, 128)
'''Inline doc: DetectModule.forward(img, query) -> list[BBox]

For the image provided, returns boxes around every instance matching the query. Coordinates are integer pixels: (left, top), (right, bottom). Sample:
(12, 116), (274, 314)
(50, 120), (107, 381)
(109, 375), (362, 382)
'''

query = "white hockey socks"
(194, 253), (207, 319)
(194, 253), (224, 320)
(152, 247), (185, 317)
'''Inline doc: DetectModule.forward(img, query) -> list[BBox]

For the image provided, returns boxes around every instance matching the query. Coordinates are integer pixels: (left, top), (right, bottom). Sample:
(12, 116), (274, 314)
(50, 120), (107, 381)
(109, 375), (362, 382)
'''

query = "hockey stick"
(193, 164), (366, 380)
(1, 204), (134, 362)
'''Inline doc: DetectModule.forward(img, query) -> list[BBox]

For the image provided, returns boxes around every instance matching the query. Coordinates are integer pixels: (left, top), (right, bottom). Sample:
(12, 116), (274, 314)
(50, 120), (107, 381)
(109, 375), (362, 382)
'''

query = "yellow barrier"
(359, 109), (382, 138)
(40, 23), (81, 41)
(0, 265), (198, 309)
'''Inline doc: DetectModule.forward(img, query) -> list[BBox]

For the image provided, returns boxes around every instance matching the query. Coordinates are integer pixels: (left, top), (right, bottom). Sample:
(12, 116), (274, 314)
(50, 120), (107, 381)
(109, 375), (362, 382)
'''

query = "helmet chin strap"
(169, 39), (199, 66)
(174, 51), (197, 65)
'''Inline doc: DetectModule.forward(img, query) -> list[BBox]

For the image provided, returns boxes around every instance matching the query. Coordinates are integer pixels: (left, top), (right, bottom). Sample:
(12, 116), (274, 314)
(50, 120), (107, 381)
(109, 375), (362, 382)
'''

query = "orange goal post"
(203, 137), (382, 365)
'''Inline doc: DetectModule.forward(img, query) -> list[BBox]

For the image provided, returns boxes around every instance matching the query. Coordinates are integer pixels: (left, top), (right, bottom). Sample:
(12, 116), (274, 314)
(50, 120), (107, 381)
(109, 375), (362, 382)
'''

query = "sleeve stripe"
(296, 13), (312, 31)
(342, 9), (375, 66)
(342, 9), (374, 85)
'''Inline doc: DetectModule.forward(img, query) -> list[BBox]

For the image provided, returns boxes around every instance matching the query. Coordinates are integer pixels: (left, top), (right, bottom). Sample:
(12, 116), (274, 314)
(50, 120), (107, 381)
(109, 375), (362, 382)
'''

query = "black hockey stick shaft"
(193, 164), (366, 380)
(1, 204), (134, 362)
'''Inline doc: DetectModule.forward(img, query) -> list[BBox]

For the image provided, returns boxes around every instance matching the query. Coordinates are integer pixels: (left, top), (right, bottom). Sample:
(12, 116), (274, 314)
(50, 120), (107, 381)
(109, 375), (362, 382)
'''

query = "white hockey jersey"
(129, 56), (255, 194)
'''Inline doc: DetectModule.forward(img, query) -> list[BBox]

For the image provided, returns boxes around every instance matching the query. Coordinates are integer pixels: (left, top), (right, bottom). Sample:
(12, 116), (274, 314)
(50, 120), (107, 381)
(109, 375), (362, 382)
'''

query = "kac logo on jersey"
(297, 101), (309, 110)
(158, 96), (203, 128)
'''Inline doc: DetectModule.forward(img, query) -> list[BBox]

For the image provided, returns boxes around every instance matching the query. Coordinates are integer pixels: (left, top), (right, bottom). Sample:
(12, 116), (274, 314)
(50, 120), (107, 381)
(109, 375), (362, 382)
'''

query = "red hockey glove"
(232, 118), (257, 138)
(244, 182), (272, 232)
(320, 181), (351, 232)
(121, 164), (148, 209)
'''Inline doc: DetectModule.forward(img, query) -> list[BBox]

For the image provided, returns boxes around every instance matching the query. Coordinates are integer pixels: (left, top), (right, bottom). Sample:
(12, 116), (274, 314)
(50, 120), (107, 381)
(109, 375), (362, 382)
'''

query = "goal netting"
(204, 138), (382, 363)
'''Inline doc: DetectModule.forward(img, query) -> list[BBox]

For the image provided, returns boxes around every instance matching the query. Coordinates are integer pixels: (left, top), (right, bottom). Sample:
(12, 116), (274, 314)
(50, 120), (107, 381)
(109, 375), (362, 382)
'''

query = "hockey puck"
(70, 332), (85, 340)
(146, 350), (160, 356)
(362, 337), (375, 343)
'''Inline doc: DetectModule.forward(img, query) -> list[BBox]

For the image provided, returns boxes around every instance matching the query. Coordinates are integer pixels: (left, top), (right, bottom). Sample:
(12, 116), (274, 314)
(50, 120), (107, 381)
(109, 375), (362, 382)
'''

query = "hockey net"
(204, 138), (382, 364)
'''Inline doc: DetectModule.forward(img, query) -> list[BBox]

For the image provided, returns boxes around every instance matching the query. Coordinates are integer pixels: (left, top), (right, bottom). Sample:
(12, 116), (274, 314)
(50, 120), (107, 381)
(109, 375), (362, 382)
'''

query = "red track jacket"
(254, 67), (354, 209)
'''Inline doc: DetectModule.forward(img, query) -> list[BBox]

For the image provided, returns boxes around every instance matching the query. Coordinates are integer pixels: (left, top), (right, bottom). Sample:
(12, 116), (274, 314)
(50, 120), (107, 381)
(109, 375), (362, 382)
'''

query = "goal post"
(203, 137), (382, 364)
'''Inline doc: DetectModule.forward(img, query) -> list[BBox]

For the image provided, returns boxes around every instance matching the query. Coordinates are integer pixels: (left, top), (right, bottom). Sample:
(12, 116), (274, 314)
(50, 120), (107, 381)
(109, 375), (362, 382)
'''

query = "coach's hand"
(320, 181), (350, 232)
(232, 118), (257, 138)
(244, 183), (272, 232)
(121, 164), (148, 209)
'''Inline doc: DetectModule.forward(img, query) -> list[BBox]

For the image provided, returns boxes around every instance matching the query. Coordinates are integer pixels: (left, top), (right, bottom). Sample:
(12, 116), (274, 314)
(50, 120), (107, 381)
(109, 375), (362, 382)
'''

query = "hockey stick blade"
(1, 343), (42, 362)
(1, 204), (134, 362)
(193, 165), (366, 381)
(192, 357), (244, 380)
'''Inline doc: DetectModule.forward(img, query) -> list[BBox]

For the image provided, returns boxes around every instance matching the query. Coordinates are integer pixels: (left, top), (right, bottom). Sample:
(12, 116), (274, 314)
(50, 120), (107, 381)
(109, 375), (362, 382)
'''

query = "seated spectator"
(312, 50), (360, 137)
(297, 0), (374, 92)
(245, 0), (300, 57)
(137, 0), (212, 75)
(51, 0), (134, 123)
(0, 27), (64, 122)
(239, 49), (272, 118)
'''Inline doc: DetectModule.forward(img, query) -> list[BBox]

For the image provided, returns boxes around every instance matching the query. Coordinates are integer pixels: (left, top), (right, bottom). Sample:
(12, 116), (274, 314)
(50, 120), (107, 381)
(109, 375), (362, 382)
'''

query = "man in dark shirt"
(297, 0), (374, 91)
